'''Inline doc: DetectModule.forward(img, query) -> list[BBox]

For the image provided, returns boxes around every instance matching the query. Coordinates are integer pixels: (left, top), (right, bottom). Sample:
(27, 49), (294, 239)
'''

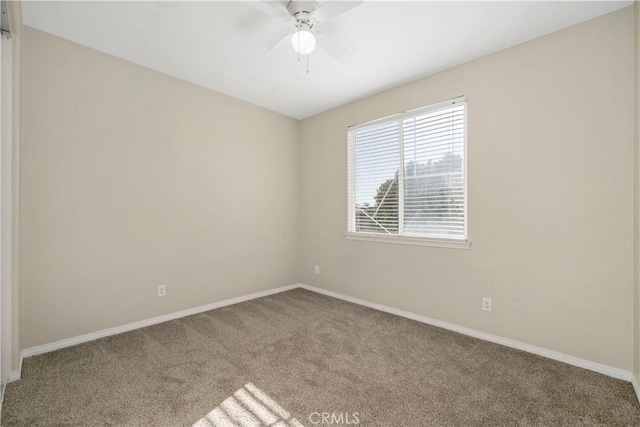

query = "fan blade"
(246, 1), (292, 22)
(312, 1), (362, 24)
(316, 31), (353, 65)
(261, 32), (292, 59)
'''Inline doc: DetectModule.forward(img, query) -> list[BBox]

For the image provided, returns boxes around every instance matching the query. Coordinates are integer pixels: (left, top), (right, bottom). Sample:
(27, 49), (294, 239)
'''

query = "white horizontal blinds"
(403, 101), (465, 238)
(353, 119), (400, 234)
(348, 96), (466, 240)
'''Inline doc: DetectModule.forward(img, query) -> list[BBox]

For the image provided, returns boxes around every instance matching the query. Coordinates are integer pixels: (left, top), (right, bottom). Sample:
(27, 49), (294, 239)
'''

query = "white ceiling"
(21, 1), (631, 119)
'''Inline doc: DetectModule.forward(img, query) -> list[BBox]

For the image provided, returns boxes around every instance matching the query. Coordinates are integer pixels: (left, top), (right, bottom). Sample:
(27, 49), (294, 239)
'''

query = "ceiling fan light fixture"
(291, 28), (316, 55)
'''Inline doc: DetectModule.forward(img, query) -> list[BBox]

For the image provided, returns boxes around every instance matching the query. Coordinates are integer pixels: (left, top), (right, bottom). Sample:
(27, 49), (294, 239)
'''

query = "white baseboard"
(7, 369), (19, 383)
(299, 284), (633, 382)
(18, 284), (299, 364)
(11, 282), (637, 398)
(7, 354), (23, 382)
(632, 375), (640, 406)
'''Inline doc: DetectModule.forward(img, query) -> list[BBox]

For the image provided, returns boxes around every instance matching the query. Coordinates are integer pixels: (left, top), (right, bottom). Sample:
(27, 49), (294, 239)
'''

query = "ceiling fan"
(248, 0), (362, 71)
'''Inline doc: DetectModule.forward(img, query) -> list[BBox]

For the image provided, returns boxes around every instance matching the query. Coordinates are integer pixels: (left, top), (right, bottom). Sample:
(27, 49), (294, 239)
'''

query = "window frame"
(346, 96), (470, 250)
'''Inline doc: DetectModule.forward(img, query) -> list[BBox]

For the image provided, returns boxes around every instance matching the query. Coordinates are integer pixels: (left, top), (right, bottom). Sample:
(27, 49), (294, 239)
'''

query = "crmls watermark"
(308, 412), (361, 425)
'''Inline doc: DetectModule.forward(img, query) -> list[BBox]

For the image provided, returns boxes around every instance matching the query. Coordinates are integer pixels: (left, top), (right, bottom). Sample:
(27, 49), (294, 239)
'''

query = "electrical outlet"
(314, 265), (320, 275)
(482, 297), (492, 312)
(158, 285), (167, 298)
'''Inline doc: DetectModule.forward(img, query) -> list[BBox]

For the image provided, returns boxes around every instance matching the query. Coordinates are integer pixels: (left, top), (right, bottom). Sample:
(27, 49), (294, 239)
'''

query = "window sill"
(345, 232), (471, 249)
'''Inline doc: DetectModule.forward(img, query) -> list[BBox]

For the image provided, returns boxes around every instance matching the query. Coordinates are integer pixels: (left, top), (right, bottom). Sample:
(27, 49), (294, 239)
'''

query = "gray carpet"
(3, 288), (640, 426)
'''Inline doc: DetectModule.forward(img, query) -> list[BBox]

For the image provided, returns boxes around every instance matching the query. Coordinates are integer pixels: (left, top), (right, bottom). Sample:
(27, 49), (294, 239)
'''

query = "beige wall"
(299, 7), (635, 371)
(8, 0), (22, 373)
(635, 2), (640, 381)
(19, 27), (300, 349)
(16, 7), (638, 374)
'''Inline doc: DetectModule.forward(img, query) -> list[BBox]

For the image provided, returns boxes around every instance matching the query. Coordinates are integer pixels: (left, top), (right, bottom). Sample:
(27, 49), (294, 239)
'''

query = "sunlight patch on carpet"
(192, 382), (304, 427)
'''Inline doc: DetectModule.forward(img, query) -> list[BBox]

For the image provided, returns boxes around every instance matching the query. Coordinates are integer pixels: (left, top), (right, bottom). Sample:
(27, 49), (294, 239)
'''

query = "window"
(347, 96), (469, 248)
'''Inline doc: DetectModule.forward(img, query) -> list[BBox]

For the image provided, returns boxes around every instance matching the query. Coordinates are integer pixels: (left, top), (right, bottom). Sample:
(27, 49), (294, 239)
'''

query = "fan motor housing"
(288, 1), (318, 23)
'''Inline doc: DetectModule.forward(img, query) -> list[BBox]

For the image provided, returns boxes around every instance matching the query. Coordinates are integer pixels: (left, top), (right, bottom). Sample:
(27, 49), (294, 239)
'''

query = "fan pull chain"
(306, 54), (310, 74)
